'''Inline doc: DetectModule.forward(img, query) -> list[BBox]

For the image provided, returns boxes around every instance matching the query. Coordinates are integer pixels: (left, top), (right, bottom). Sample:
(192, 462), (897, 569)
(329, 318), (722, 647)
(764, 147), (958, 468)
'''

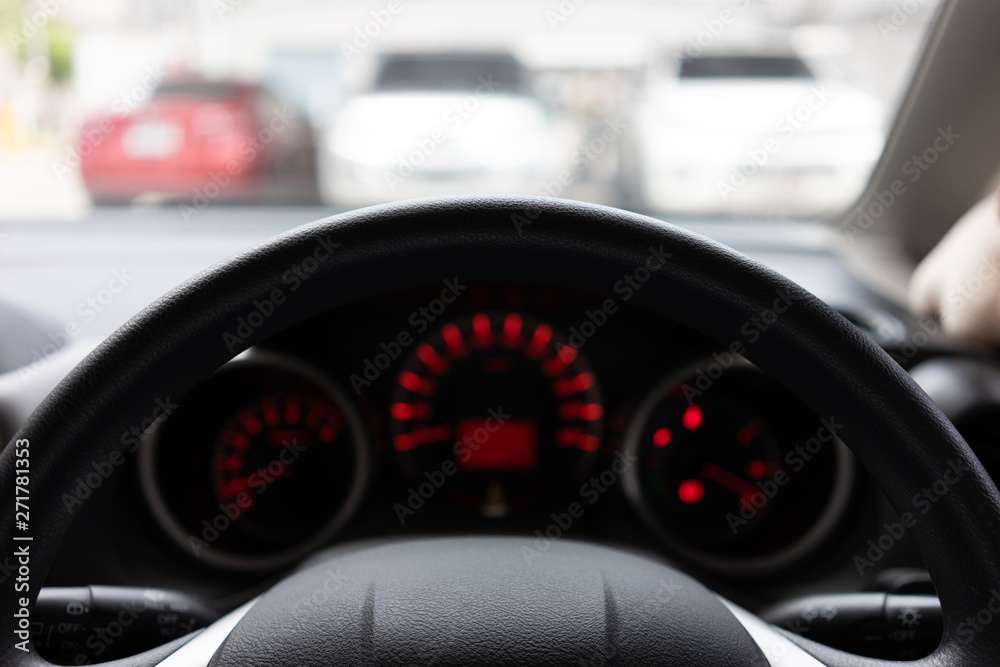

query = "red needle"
(701, 462), (757, 499)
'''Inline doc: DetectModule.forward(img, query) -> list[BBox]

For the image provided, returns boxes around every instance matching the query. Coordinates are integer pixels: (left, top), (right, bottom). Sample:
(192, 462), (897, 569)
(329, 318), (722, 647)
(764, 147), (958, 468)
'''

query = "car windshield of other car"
(153, 81), (243, 99)
(375, 53), (525, 92)
(678, 55), (814, 79)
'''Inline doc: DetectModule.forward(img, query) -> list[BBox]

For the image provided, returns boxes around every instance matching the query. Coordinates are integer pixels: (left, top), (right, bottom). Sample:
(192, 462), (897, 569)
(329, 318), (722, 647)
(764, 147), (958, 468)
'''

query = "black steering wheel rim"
(2, 195), (999, 665)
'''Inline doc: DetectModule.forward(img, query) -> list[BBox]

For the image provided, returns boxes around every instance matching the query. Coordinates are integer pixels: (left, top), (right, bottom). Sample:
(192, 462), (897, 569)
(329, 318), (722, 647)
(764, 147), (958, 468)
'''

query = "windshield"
(0, 0), (942, 222)
(678, 56), (814, 79)
(375, 53), (525, 92)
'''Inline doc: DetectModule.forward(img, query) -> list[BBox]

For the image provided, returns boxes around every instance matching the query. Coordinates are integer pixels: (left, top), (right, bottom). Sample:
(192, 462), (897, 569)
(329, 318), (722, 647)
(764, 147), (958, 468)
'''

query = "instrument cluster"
(139, 283), (856, 577)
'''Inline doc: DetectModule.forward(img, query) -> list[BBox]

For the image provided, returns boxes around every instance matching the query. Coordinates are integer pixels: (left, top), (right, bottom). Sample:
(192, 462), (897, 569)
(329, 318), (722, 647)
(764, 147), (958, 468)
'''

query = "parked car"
(80, 80), (317, 205)
(633, 53), (885, 217)
(319, 52), (567, 207)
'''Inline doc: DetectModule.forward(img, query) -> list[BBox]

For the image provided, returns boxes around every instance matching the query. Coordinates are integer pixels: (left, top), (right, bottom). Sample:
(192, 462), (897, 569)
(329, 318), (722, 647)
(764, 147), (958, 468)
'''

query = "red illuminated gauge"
(390, 312), (603, 516)
(622, 358), (855, 575)
(139, 351), (370, 572)
(211, 390), (345, 540)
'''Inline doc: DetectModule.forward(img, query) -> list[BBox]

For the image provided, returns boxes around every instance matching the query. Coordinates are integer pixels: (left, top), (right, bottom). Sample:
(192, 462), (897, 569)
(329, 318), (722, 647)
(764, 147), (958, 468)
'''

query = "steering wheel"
(3, 196), (999, 666)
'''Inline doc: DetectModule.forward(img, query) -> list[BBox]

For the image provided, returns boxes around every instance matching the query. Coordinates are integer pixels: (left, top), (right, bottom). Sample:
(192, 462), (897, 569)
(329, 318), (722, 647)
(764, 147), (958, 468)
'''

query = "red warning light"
(653, 427), (673, 448)
(682, 405), (703, 431)
(678, 479), (705, 504)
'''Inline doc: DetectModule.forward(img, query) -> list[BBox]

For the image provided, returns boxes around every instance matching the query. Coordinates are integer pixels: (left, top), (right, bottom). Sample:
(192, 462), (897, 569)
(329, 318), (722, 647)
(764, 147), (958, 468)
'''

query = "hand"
(910, 189), (1000, 346)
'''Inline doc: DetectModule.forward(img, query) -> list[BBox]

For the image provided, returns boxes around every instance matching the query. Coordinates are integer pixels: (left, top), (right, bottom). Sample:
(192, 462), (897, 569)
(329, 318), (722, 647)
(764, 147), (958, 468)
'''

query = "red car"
(80, 80), (317, 206)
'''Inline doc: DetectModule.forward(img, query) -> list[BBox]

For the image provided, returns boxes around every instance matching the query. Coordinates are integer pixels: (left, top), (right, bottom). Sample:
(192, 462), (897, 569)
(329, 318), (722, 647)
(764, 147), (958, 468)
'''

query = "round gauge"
(209, 390), (348, 542)
(140, 351), (370, 571)
(623, 357), (854, 575)
(390, 311), (603, 516)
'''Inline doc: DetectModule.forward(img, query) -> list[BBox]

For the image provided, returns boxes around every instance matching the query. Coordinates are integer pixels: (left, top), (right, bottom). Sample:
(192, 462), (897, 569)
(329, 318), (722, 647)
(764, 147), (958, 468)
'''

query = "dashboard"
(2, 213), (999, 620)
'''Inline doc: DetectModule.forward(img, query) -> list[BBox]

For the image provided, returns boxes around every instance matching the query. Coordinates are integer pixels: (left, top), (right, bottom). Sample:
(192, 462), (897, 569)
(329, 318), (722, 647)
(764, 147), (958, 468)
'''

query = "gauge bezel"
(622, 356), (855, 576)
(138, 349), (371, 572)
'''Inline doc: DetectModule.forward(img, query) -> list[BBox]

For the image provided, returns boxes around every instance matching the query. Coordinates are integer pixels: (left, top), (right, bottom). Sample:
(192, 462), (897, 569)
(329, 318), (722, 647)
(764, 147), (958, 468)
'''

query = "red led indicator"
(393, 424), (453, 451)
(262, 401), (281, 427)
(682, 405), (703, 430)
(678, 479), (705, 504)
(240, 410), (262, 435)
(224, 477), (248, 496)
(472, 313), (493, 347)
(737, 418), (764, 446)
(319, 424), (338, 444)
(556, 426), (580, 446)
(553, 371), (596, 396)
(747, 460), (769, 480)
(399, 370), (435, 395)
(503, 313), (523, 345)
(442, 323), (467, 358)
(417, 343), (449, 374)
(578, 434), (600, 452)
(230, 433), (251, 451)
(543, 345), (578, 376)
(527, 324), (553, 357)
(558, 401), (603, 421)
(574, 372), (596, 391)
(391, 403), (416, 420)
(653, 427), (673, 448)
(555, 426), (600, 452)
(391, 402), (431, 421)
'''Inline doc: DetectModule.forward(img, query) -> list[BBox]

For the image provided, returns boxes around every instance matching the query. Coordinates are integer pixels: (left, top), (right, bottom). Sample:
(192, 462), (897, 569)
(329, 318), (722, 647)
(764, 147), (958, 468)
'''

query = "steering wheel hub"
(211, 537), (767, 666)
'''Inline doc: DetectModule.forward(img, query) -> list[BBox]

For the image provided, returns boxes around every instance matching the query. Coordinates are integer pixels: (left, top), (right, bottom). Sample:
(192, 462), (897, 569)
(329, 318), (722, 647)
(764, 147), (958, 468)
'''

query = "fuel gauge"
(622, 357), (855, 575)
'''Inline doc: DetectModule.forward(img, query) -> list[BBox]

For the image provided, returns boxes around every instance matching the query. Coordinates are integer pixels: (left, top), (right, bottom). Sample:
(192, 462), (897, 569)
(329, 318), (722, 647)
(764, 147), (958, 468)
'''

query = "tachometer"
(210, 388), (347, 542)
(390, 311), (603, 516)
(140, 351), (370, 571)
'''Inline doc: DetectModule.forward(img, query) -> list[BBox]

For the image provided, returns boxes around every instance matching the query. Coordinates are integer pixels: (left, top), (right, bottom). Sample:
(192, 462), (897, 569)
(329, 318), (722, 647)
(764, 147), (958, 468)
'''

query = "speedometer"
(390, 311), (603, 516)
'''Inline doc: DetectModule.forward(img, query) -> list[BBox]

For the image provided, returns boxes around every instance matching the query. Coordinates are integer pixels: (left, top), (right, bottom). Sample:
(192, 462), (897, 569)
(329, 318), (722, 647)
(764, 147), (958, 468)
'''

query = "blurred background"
(0, 0), (940, 222)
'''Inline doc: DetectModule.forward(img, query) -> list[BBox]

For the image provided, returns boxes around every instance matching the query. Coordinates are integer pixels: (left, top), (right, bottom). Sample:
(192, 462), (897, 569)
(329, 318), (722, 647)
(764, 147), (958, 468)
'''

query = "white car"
(634, 54), (885, 217)
(320, 53), (564, 207)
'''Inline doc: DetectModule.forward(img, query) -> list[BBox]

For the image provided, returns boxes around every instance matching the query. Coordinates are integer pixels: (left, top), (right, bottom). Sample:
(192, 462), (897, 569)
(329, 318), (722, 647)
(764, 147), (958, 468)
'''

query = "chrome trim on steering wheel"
(720, 597), (827, 666)
(156, 598), (260, 666)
